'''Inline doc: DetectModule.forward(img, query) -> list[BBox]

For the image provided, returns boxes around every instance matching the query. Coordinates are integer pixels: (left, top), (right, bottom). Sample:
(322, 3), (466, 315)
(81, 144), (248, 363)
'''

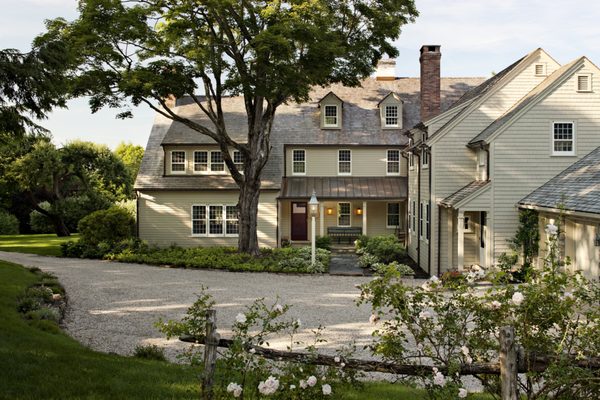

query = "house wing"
(519, 146), (600, 215)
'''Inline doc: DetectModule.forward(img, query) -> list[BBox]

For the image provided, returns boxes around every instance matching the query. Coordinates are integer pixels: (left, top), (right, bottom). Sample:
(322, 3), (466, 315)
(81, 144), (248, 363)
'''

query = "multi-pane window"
(384, 105), (399, 127)
(338, 150), (351, 175)
(426, 203), (430, 240)
(292, 150), (306, 174)
(324, 105), (338, 127)
(225, 206), (239, 235)
(552, 122), (575, 155)
(171, 151), (186, 173)
(194, 151), (208, 172)
(211, 151), (225, 171)
(411, 201), (416, 232)
(387, 202), (400, 227)
(192, 205), (207, 235)
(209, 205), (224, 235)
(233, 151), (244, 172)
(387, 150), (400, 174)
(192, 205), (239, 237)
(422, 148), (429, 168)
(338, 202), (351, 226)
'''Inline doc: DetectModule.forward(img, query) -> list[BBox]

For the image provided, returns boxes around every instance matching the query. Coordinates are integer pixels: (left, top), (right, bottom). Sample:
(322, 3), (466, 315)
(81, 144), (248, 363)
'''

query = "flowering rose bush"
(159, 292), (359, 399)
(359, 220), (600, 399)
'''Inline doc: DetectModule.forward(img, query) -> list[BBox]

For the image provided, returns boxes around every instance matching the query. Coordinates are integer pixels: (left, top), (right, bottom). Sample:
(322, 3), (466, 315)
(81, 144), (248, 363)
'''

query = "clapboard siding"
(492, 59), (600, 259)
(138, 190), (278, 248)
(285, 147), (407, 177)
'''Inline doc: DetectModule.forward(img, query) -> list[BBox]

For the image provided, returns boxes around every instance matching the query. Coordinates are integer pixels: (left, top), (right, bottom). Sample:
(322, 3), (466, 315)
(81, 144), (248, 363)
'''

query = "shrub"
(315, 236), (332, 251)
(0, 210), (19, 234)
(372, 261), (415, 277)
(358, 252), (379, 269)
(133, 344), (167, 361)
(25, 306), (60, 323)
(357, 235), (406, 264)
(78, 206), (134, 245)
(440, 270), (467, 287)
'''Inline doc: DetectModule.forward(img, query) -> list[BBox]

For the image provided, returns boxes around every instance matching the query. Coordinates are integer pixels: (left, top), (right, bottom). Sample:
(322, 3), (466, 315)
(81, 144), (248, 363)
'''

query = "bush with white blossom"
(359, 218), (600, 400)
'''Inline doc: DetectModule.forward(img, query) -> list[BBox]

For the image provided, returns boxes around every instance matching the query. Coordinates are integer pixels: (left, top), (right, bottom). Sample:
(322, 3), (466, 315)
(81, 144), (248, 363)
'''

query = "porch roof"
(279, 176), (406, 200)
(440, 180), (490, 208)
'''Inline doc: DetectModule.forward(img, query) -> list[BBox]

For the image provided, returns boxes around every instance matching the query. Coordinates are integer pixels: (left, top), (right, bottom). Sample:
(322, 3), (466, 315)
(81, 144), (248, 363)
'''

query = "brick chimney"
(419, 45), (441, 121)
(375, 59), (396, 81)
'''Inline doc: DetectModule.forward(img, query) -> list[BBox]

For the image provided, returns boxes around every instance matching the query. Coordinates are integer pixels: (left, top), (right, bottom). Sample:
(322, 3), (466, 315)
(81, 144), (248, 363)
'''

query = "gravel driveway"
(1, 251), (422, 361)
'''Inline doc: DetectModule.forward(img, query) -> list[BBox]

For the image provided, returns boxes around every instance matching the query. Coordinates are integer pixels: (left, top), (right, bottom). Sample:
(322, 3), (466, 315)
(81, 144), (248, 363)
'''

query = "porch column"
(457, 210), (464, 270)
(362, 201), (367, 235)
(319, 204), (325, 237)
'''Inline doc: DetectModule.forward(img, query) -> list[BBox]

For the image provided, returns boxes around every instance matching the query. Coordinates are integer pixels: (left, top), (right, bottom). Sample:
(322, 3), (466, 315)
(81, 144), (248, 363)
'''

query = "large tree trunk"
(50, 214), (70, 237)
(237, 177), (261, 255)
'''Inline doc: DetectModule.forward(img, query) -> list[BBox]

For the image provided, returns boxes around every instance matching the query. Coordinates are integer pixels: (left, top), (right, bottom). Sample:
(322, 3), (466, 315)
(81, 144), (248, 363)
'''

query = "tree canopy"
(41, 0), (418, 252)
(114, 141), (144, 196)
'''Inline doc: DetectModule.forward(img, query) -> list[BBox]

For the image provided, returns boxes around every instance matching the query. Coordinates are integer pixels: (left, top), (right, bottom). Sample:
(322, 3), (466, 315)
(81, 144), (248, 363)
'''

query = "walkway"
(0, 251), (426, 361)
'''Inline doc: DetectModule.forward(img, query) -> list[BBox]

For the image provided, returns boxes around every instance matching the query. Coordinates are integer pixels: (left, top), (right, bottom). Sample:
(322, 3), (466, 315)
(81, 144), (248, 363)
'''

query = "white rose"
(461, 346), (470, 356)
(458, 388), (468, 398)
(227, 383), (243, 398)
(307, 376), (317, 387)
(545, 223), (558, 236)
(433, 372), (445, 386)
(511, 292), (524, 306)
(289, 384), (296, 390)
(334, 356), (341, 363)
(296, 319), (302, 327)
(490, 300), (502, 310)
(299, 380), (307, 389)
(249, 348), (256, 354)
(258, 376), (279, 395)
(322, 384), (332, 395)
(235, 313), (247, 324)
(274, 304), (284, 313)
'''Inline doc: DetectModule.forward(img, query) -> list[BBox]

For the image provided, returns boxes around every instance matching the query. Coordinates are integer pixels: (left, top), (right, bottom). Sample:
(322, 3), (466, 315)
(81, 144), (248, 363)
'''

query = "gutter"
(417, 150), (421, 270)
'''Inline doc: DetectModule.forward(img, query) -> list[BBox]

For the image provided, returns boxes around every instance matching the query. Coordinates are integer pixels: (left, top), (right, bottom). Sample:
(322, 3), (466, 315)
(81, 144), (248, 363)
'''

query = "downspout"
(437, 204), (442, 277)
(428, 145), (432, 276)
(135, 190), (140, 238)
(417, 150), (421, 270)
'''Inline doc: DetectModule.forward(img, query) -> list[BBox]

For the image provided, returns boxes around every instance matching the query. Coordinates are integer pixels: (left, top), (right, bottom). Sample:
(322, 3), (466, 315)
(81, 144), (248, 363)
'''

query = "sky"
(1, 0), (600, 149)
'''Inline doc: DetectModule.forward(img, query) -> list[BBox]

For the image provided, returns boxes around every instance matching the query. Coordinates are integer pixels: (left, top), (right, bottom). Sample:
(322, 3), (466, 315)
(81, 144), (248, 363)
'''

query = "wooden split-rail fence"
(180, 309), (599, 400)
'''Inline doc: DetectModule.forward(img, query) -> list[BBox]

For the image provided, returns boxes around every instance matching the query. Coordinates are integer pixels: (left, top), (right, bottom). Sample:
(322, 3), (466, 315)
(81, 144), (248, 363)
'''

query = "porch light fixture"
(326, 208), (334, 215)
(356, 207), (363, 215)
(308, 190), (319, 265)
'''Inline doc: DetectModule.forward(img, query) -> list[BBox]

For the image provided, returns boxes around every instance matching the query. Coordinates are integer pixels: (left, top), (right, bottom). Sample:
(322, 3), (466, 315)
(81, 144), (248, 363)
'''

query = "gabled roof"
(439, 180), (490, 208)
(519, 146), (600, 215)
(318, 91), (344, 105)
(135, 77), (482, 191)
(377, 92), (403, 106)
(468, 57), (585, 146)
(426, 48), (549, 144)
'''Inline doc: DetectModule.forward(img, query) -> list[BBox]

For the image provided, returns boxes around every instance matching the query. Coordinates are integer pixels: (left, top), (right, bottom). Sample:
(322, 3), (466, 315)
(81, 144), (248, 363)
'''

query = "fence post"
(202, 309), (219, 400)
(499, 326), (518, 400)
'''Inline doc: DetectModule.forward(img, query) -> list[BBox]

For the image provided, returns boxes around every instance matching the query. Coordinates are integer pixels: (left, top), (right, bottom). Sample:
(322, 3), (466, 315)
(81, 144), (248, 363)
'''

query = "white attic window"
(577, 74), (592, 92)
(379, 92), (403, 129)
(534, 63), (547, 76)
(319, 92), (343, 129)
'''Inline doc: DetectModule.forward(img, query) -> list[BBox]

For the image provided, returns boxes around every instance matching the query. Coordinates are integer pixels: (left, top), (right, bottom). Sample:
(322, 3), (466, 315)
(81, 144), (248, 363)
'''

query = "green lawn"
(0, 260), (490, 399)
(0, 234), (78, 256)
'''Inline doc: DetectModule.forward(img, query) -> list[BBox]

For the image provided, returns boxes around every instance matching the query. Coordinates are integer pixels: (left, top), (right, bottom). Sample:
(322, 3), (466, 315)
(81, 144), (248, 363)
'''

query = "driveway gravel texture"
(0, 251), (428, 362)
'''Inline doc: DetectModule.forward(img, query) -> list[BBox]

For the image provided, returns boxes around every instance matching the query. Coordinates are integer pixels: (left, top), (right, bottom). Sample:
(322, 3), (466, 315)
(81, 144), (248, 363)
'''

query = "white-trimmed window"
(192, 205), (239, 237)
(191, 205), (207, 235)
(534, 63), (547, 76)
(409, 152), (415, 170)
(387, 202), (400, 228)
(552, 122), (575, 156)
(323, 105), (339, 127)
(383, 105), (399, 127)
(576, 73), (592, 92)
(225, 205), (239, 235)
(210, 151), (225, 171)
(419, 202), (424, 239)
(170, 151), (186, 173)
(338, 202), (351, 226)
(193, 151), (208, 172)
(387, 149), (400, 175)
(338, 149), (351, 175)
(292, 149), (306, 175)
(422, 148), (429, 169)
(233, 151), (244, 172)
(426, 203), (430, 241)
(411, 200), (416, 232)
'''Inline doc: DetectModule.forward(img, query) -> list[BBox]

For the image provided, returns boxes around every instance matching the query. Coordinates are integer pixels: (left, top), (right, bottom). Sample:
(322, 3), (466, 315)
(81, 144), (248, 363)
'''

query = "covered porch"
(277, 176), (407, 246)
(440, 181), (491, 270)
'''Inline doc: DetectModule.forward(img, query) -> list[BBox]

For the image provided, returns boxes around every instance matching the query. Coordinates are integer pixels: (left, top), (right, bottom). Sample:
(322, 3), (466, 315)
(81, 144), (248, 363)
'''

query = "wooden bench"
(327, 227), (363, 244)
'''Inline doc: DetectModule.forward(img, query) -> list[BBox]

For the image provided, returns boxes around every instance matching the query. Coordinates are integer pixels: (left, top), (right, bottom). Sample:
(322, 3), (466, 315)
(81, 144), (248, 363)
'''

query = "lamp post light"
(308, 190), (319, 265)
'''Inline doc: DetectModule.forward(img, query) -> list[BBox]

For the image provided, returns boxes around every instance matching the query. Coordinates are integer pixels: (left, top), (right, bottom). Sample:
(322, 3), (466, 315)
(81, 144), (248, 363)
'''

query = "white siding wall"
(138, 190), (278, 248)
(492, 59), (600, 260)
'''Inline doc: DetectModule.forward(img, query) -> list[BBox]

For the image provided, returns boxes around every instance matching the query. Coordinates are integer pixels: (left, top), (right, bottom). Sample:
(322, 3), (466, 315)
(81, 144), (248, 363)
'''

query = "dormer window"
(534, 63), (547, 76)
(577, 74), (592, 92)
(324, 105), (339, 127)
(318, 92), (343, 129)
(378, 92), (403, 129)
(170, 150), (186, 174)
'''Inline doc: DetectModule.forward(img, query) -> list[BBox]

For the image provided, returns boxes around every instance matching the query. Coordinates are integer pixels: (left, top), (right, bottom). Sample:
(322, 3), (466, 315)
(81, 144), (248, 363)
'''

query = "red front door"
(291, 202), (308, 241)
